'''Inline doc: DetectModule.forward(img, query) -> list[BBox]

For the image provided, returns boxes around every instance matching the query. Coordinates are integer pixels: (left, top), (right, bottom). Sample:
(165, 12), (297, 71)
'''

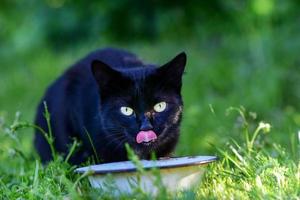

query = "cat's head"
(91, 52), (186, 159)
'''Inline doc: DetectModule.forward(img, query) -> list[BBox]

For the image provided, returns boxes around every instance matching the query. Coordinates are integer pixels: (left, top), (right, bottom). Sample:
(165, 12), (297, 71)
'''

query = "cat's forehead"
(108, 66), (179, 106)
(124, 83), (176, 107)
(124, 67), (159, 96)
(119, 66), (157, 81)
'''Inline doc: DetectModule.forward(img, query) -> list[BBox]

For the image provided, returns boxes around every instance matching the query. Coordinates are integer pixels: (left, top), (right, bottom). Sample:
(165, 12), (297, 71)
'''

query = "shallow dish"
(75, 156), (217, 194)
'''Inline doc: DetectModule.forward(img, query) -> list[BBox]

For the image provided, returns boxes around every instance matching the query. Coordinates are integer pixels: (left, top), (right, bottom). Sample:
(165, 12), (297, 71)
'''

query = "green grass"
(1, 25), (300, 199)
(0, 105), (299, 199)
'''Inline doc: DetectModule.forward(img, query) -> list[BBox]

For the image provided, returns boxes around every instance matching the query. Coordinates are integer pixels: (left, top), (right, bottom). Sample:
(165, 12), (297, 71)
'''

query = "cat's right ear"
(91, 60), (122, 89)
(91, 60), (132, 97)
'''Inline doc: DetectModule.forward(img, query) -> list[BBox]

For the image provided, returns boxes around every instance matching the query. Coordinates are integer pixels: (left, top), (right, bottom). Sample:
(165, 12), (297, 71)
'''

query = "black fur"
(34, 48), (186, 164)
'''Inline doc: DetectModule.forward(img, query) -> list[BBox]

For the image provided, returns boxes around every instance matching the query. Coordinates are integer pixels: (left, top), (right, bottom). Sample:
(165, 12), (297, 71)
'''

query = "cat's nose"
(140, 118), (153, 131)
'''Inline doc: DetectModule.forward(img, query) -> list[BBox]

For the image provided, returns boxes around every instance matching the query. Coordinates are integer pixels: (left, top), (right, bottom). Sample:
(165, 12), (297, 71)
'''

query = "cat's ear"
(156, 52), (187, 92)
(91, 60), (122, 88)
(91, 60), (132, 96)
(160, 52), (186, 77)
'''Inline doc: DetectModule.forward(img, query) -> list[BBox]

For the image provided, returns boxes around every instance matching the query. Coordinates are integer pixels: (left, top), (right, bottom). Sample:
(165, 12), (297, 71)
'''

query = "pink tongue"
(136, 130), (157, 144)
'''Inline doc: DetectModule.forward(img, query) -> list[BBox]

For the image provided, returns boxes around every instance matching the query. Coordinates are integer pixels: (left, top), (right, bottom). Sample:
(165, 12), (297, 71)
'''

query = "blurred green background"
(0, 0), (299, 157)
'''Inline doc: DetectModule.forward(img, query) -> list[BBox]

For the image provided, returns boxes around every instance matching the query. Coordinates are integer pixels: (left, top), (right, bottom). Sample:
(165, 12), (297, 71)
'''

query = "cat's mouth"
(136, 130), (157, 144)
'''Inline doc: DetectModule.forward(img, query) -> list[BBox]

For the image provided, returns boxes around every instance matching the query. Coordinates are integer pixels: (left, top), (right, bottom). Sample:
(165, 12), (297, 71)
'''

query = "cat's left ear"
(157, 52), (187, 92)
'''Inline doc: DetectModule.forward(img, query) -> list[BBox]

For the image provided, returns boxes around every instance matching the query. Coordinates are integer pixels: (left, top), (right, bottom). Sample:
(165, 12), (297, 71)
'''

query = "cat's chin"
(131, 141), (157, 155)
(140, 141), (156, 147)
(134, 141), (156, 149)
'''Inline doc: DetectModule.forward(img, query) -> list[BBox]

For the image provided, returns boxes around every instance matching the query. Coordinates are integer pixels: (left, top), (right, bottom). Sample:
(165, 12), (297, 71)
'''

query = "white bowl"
(75, 156), (217, 195)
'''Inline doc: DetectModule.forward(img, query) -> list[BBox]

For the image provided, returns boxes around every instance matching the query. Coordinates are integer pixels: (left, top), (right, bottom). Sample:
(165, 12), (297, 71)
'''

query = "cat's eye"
(120, 106), (134, 116)
(153, 102), (167, 112)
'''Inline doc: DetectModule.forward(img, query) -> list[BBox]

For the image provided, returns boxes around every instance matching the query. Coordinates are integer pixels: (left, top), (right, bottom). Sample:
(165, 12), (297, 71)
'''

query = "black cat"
(34, 48), (186, 164)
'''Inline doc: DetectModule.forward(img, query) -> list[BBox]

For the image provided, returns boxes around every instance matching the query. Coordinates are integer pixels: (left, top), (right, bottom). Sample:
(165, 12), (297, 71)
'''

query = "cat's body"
(34, 48), (186, 164)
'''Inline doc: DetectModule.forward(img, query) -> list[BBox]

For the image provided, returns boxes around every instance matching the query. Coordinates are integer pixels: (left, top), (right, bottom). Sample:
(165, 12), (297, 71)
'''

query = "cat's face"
(92, 52), (186, 158)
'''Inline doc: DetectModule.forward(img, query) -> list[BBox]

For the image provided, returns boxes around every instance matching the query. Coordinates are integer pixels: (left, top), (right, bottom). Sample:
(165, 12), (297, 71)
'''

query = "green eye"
(120, 107), (134, 116)
(153, 102), (167, 112)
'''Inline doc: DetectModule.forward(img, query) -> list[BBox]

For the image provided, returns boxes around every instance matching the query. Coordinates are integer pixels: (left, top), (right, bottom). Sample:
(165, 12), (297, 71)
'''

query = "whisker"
(112, 138), (128, 152)
(105, 133), (123, 138)
(106, 135), (125, 145)
(104, 135), (127, 147)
